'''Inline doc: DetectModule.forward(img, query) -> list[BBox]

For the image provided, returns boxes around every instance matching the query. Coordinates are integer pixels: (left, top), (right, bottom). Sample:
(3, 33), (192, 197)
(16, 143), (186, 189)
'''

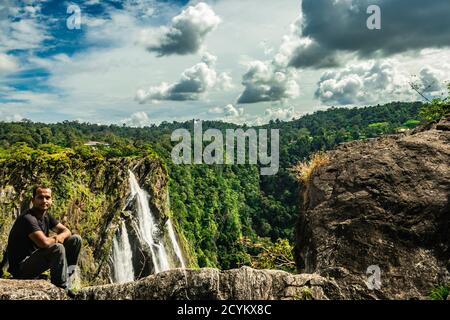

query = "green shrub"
(430, 284), (449, 300)
(419, 83), (450, 122)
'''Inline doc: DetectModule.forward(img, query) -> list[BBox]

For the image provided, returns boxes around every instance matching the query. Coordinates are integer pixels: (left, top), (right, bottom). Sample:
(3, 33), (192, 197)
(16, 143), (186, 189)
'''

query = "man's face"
(32, 188), (53, 211)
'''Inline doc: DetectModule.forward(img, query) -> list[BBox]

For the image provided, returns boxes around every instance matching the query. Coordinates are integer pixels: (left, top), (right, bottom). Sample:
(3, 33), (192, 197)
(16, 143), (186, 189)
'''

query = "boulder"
(295, 115), (450, 299)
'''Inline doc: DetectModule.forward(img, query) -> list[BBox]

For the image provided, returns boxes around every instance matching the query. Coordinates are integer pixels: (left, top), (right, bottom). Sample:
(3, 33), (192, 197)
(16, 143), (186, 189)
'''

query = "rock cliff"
(295, 115), (450, 299)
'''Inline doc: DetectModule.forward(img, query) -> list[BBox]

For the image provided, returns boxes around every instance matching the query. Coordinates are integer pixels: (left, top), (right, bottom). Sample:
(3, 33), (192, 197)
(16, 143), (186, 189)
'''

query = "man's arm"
(52, 223), (72, 243)
(29, 231), (57, 248)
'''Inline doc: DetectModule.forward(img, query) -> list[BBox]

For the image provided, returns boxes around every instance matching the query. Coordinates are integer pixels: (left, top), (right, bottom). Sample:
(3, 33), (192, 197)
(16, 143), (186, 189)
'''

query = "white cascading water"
(112, 170), (186, 283)
(128, 170), (170, 273)
(166, 219), (186, 269)
(111, 220), (135, 283)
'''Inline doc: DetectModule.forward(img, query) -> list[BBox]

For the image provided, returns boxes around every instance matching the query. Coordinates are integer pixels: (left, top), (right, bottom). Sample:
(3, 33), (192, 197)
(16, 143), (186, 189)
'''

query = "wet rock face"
(0, 279), (67, 300)
(295, 116), (450, 299)
(76, 267), (343, 300)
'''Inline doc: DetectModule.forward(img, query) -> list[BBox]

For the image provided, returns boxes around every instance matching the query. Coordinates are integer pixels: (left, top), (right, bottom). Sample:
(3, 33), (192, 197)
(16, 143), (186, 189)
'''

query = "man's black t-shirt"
(6, 209), (59, 275)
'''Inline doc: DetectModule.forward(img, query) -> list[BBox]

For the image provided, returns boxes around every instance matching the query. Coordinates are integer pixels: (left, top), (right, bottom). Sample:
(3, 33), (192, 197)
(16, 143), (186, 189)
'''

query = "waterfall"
(111, 220), (135, 283)
(166, 219), (186, 269)
(111, 170), (186, 283)
(128, 170), (170, 273)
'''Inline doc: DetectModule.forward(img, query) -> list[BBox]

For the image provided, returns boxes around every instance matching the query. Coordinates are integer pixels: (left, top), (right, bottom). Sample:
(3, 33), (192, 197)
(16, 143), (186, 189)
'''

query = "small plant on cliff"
(294, 287), (313, 300)
(418, 83), (450, 122)
(290, 151), (331, 184)
(241, 237), (296, 273)
(430, 284), (449, 300)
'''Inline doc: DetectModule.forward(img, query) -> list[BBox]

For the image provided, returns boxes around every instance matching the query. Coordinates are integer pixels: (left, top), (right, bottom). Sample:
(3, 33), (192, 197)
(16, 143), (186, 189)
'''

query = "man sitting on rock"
(6, 185), (81, 293)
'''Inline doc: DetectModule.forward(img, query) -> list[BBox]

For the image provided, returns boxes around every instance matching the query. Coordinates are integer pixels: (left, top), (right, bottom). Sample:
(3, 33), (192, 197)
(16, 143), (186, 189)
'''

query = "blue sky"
(0, 0), (449, 126)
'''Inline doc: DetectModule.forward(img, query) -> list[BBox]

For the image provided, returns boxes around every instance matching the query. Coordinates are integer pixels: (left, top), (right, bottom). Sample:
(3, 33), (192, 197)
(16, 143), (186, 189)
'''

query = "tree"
(419, 83), (450, 122)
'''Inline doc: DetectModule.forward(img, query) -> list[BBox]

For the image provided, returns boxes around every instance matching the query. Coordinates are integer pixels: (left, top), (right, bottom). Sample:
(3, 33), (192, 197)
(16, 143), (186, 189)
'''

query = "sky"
(0, 0), (449, 126)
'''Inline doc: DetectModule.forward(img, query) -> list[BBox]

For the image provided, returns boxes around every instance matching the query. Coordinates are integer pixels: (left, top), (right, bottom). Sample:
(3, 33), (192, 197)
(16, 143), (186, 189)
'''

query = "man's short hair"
(32, 185), (52, 198)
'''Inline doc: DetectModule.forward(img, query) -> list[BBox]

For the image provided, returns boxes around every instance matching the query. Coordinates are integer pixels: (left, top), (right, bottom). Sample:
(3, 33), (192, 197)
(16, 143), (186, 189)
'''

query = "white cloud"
(235, 13), (306, 105)
(84, 12), (139, 46)
(223, 104), (243, 117)
(315, 60), (413, 105)
(0, 53), (19, 74)
(263, 106), (297, 122)
(0, 18), (49, 51)
(136, 52), (232, 102)
(280, 16), (344, 69)
(120, 111), (152, 127)
(272, 19), (302, 68)
(416, 67), (446, 93)
(207, 104), (299, 125)
(1, 0), (44, 20)
(237, 60), (299, 104)
(144, 2), (221, 56)
(0, 113), (23, 122)
(208, 104), (243, 117)
(85, 0), (101, 5)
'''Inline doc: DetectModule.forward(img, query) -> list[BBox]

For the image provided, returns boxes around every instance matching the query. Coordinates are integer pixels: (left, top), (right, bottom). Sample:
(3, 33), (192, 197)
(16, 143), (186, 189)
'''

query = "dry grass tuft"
(291, 152), (330, 184)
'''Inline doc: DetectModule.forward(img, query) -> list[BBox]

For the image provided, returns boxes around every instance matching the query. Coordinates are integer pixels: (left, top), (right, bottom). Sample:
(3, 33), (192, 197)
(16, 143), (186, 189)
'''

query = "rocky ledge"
(0, 267), (342, 300)
(0, 279), (67, 300)
(76, 267), (342, 300)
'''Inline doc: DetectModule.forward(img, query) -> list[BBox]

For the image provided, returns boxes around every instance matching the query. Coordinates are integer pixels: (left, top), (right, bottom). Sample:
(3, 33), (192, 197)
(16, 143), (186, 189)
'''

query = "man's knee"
(66, 234), (82, 245)
(49, 243), (65, 256)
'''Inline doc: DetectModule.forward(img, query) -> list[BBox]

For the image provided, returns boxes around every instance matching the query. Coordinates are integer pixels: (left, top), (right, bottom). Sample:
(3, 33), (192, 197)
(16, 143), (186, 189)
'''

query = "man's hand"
(52, 223), (72, 243)
(54, 234), (65, 244)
